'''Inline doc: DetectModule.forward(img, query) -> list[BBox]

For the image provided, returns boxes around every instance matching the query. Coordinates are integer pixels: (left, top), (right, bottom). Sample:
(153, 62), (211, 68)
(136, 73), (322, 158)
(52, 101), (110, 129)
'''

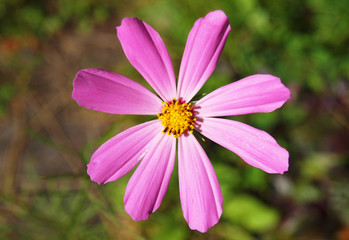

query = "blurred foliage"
(0, 0), (113, 37)
(0, 0), (348, 239)
(0, 83), (14, 115)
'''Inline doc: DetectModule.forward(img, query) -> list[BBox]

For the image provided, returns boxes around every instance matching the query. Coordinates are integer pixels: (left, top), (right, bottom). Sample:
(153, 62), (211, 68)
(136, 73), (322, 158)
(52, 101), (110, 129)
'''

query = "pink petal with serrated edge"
(87, 120), (163, 184)
(199, 118), (289, 174)
(177, 10), (231, 102)
(117, 18), (176, 102)
(196, 74), (291, 117)
(73, 69), (162, 115)
(178, 133), (222, 233)
(124, 133), (176, 221)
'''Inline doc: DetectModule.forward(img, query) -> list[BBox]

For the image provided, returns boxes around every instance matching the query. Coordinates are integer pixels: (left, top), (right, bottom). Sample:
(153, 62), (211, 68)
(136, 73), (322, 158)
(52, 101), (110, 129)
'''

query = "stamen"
(157, 98), (196, 138)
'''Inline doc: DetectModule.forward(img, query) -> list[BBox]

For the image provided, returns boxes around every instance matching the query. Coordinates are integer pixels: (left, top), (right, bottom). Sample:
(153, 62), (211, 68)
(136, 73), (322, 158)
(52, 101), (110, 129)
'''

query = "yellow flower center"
(157, 98), (196, 138)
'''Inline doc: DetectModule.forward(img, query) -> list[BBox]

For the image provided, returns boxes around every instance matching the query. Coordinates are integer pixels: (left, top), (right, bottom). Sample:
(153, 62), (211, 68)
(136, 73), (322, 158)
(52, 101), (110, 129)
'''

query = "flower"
(72, 10), (290, 233)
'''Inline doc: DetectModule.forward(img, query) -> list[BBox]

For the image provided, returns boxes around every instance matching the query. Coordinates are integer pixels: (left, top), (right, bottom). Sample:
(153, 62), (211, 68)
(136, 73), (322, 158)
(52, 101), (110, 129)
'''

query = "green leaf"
(224, 194), (280, 233)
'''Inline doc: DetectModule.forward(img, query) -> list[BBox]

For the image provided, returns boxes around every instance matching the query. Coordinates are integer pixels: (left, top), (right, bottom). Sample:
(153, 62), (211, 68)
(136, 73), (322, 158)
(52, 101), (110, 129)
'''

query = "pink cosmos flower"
(72, 10), (290, 232)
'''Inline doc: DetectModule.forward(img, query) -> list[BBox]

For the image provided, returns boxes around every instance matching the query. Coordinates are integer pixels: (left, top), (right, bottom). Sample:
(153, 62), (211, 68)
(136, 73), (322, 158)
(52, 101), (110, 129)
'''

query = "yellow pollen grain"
(157, 98), (196, 138)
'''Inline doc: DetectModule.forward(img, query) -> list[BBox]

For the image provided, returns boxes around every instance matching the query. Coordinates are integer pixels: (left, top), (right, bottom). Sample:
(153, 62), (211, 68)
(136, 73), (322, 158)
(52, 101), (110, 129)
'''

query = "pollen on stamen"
(157, 98), (196, 138)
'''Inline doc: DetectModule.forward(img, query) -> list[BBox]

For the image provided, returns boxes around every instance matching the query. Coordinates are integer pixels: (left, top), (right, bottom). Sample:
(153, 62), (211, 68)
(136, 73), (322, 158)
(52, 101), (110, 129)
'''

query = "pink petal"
(116, 18), (176, 102)
(87, 120), (163, 184)
(177, 10), (231, 102)
(124, 133), (176, 221)
(199, 118), (289, 174)
(72, 69), (162, 115)
(178, 134), (222, 233)
(195, 74), (291, 117)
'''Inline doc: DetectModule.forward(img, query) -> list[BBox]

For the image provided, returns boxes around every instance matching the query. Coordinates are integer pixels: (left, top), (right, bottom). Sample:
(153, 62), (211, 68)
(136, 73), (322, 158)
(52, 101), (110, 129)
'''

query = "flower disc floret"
(157, 98), (196, 138)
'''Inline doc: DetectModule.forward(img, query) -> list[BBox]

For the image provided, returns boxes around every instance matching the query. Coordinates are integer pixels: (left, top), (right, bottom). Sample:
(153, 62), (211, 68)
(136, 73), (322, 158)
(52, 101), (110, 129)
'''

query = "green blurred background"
(0, 0), (348, 239)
